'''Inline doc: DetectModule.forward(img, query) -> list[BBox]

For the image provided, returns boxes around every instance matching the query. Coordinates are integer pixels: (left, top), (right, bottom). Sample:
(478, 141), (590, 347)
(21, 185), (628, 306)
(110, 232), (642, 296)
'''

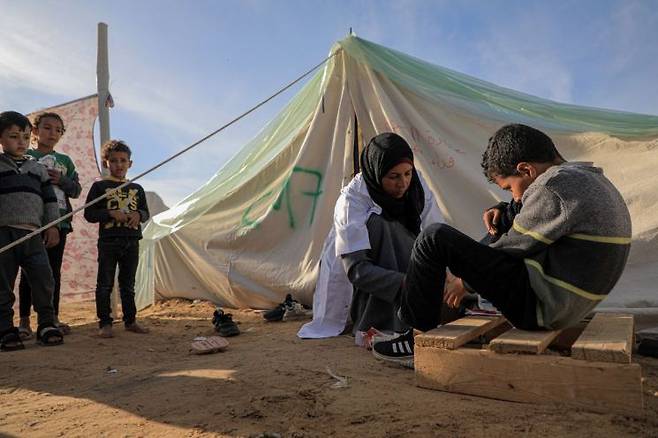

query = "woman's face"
(381, 162), (413, 199)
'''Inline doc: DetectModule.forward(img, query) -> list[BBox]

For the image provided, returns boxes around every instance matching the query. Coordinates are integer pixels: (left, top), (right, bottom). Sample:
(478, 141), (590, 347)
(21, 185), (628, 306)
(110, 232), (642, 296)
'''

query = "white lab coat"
(297, 172), (443, 338)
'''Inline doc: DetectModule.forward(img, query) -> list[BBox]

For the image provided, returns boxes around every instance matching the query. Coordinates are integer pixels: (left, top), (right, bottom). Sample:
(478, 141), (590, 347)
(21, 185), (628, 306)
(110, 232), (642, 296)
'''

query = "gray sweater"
(0, 154), (59, 229)
(491, 162), (631, 329)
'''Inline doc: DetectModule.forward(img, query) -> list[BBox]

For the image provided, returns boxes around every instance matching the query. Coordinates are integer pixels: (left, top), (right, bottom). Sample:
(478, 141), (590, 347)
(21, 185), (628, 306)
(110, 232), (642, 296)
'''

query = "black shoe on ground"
(212, 309), (240, 337)
(263, 294), (312, 322)
(372, 330), (414, 368)
(263, 299), (287, 322)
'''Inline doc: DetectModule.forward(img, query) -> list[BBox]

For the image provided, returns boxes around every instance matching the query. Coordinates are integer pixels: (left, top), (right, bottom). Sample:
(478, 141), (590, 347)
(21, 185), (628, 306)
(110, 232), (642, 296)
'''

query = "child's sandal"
(1, 328), (26, 352)
(56, 322), (71, 335)
(18, 326), (33, 340)
(36, 325), (64, 347)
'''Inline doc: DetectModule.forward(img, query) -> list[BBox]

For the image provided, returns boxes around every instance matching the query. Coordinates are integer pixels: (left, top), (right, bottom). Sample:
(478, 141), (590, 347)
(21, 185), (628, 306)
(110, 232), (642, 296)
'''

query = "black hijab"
(360, 132), (425, 236)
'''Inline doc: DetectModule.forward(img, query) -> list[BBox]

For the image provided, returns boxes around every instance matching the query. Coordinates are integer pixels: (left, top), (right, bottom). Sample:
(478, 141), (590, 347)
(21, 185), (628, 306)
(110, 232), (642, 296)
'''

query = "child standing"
(84, 140), (150, 338)
(0, 111), (63, 351)
(18, 112), (82, 338)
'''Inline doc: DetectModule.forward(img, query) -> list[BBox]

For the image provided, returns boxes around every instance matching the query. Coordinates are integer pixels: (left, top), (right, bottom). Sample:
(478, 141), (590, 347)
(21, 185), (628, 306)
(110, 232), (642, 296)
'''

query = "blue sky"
(1, 0), (657, 206)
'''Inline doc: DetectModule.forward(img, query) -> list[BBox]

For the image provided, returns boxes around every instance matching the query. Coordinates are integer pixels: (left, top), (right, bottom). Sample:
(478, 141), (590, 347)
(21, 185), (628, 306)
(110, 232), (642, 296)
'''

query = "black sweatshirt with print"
(84, 178), (150, 240)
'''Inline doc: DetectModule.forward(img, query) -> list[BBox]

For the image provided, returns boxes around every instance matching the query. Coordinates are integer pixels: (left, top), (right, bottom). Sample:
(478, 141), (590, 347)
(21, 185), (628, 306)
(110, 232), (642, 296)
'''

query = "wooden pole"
(97, 23), (110, 153)
(97, 22), (119, 320)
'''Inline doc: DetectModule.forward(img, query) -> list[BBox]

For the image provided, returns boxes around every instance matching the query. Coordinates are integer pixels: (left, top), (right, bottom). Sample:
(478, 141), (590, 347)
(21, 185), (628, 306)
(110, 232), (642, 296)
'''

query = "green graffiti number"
(240, 166), (323, 230)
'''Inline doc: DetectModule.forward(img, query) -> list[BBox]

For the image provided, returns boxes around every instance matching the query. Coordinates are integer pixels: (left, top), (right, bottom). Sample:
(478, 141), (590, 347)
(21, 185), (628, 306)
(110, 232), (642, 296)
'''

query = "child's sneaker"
(98, 325), (114, 338)
(372, 330), (415, 368)
(125, 322), (149, 334)
(282, 297), (312, 321)
(263, 294), (312, 322)
(263, 301), (286, 322)
(212, 309), (240, 337)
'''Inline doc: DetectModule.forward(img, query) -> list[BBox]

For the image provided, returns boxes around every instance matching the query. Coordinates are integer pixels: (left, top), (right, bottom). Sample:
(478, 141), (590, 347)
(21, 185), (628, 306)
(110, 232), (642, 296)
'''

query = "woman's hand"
(444, 271), (466, 308)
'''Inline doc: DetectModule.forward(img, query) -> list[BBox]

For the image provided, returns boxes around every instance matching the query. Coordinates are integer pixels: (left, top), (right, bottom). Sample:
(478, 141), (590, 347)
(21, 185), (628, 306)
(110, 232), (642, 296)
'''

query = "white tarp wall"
(135, 36), (658, 314)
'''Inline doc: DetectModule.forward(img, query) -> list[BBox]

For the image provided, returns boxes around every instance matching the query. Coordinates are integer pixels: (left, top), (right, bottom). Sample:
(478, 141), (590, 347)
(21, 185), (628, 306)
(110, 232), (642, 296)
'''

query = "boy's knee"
(96, 285), (113, 296)
(417, 223), (453, 246)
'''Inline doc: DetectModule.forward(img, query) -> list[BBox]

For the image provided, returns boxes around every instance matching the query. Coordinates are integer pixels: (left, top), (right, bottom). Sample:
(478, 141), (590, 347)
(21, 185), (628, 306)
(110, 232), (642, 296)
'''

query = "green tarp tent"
(135, 36), (658, 315)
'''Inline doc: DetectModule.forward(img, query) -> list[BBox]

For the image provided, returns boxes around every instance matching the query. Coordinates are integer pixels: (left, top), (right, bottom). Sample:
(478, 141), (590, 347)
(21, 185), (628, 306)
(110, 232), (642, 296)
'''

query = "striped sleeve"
(490, 186), (568, 256)
(40, 178), (60, 225)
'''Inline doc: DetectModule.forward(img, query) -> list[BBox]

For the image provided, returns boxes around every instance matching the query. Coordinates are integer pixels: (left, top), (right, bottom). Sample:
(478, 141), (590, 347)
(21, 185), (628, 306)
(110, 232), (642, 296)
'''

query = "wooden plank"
(571, 313), (634, 364)
(415, 345), (643, 416)
(489, 328), (562, 354)
(415, 316), (507, 350)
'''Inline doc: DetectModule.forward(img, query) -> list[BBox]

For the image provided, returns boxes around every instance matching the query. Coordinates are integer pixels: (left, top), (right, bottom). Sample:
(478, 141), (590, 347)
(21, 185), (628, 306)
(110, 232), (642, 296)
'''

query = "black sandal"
(1, 327), (26, 352)
(36, 325), (64, 347)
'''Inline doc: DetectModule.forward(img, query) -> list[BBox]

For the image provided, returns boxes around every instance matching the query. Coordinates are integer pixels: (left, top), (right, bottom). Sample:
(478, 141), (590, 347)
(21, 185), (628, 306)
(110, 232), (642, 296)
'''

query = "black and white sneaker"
(263, 294), (312, 322)
(372, 330), (415, 368)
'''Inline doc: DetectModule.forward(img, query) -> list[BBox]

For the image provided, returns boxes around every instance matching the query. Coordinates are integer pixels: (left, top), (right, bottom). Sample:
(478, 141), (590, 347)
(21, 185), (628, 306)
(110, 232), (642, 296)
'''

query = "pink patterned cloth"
(29, 95), (100, 302)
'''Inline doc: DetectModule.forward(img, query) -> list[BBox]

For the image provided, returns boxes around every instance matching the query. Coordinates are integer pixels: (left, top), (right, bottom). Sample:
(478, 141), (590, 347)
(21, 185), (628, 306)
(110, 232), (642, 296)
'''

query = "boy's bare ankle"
(125, 322), (149, 334)
(98, 325), (114, 338)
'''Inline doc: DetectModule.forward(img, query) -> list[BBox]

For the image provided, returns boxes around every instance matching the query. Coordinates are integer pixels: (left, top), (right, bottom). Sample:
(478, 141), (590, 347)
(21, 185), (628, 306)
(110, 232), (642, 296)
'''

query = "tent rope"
(0, 50), (340, 256)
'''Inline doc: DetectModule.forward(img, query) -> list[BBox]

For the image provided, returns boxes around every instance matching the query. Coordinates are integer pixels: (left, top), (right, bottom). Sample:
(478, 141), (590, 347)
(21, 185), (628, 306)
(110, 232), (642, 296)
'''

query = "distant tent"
(135, 36), (658, 315)
(145, 192), (169, 217)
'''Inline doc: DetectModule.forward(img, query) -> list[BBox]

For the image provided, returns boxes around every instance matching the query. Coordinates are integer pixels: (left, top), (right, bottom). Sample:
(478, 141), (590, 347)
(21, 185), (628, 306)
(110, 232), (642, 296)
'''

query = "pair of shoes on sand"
(98, 322), (150, 338)
(1, 325), (64, 351)
(19, 317), (71, 340)
(212, 309), (240, 337)
(262, 294), (312, 322)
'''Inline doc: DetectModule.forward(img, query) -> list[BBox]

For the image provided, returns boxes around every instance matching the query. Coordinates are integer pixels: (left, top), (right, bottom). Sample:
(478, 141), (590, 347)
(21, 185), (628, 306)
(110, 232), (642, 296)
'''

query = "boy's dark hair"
(34, 112), (66, 132)
(101, 139), (132, 161)
(481, 124), (561, 182)
(0, 111), (32, 136)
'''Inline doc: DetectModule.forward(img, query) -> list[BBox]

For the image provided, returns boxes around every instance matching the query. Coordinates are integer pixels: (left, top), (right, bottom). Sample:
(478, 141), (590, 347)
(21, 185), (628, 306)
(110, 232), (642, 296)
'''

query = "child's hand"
(444, 272), (466, 308)
(47, 168), (62, 185)
(109, 210), (128, 223)
(126, 211), (141, 228)
(43, 227), (60, 248)
(483, 208), (501, 235)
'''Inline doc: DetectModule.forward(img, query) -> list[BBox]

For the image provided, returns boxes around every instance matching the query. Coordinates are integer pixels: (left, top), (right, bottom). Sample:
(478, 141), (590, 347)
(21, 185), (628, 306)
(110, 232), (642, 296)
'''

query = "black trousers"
(19, 229), (67, 317)
(0, 227), (55, 332)
(399, 223), (540, 331)
(95, 238), (139, 328)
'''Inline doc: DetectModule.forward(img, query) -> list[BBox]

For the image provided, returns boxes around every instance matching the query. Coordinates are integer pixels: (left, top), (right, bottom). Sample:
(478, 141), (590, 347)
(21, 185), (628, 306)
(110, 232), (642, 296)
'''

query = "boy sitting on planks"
(374, 123), (631, 364)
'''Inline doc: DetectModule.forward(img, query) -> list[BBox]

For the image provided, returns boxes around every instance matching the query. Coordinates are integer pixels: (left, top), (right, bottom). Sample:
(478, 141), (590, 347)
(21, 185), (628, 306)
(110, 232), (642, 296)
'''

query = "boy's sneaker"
(125, 322), (149, 334)
(98, 325), (114, 338)
(372, 330), (415, 368)
(263, 294), (312, 322)
(212, 309), (240, 337)
(263, 301), (286, 322)
(283, 297), (312, 321)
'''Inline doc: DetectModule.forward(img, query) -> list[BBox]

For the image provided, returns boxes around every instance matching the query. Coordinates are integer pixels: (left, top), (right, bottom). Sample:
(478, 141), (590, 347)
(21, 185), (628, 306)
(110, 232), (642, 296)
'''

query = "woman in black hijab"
(341, 133), (434, 343)
(360, 132), (425, 236)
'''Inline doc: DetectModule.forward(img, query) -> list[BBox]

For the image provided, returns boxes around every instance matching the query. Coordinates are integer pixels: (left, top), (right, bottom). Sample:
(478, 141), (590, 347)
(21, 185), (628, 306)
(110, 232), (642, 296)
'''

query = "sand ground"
(1, 299), (657, 438)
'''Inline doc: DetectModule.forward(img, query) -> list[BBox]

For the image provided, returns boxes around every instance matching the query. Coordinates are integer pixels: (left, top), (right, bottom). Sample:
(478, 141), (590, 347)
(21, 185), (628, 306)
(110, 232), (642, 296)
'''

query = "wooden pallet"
(415, 313), (643, 416)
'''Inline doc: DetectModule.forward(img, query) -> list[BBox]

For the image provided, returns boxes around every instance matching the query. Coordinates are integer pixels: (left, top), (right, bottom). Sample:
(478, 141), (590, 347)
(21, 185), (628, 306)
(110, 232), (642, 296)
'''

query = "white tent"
(135, 36), (658, 315)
